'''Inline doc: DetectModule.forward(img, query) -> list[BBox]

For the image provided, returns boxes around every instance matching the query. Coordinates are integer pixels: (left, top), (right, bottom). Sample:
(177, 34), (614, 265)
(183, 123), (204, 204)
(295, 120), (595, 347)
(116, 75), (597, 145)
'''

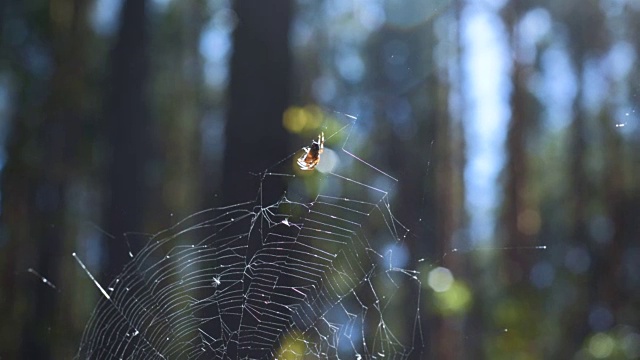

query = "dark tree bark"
(433, 60), (468, 360)
(104, 0), (150, 279)
(222, 1), (292, 206)
(218, 1), (292, 357)
(500, 0), (539, 286)
(560, 2), (609, 357)
(163, 0), (206, 221)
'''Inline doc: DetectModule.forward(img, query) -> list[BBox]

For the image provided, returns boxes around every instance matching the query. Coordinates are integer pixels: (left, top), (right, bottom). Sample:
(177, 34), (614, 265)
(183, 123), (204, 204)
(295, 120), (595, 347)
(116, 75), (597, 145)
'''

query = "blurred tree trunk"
(500, 0), (539, 287)
(222, 1), (292, 206)
(0, 0), (93, 358)
(561, 2), (609, 356)
(495, 2), (547, 357)
(436, 3), (469, 358)
(564, 75), (592, 359)
(149, 0), (207, 228)
(599, 108), (625, 306)
(433, 64), (467, 360)
(371, 23), (446, 358)
(218, 2), (292, 357)
(104, 0), (150, 278)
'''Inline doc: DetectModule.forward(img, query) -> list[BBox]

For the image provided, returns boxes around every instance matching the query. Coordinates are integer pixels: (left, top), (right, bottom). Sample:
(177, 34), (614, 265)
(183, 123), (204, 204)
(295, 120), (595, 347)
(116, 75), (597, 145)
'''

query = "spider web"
(75, 114), (423, 359)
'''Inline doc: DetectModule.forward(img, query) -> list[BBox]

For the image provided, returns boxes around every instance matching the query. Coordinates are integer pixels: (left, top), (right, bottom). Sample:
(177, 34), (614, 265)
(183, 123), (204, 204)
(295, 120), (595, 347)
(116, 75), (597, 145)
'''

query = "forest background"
(1, 0), (639, 359)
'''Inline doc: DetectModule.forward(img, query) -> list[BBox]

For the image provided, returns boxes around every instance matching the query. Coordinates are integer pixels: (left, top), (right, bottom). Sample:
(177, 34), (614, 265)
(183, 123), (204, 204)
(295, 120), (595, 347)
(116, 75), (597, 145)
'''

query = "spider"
(297, 132), (324, 171)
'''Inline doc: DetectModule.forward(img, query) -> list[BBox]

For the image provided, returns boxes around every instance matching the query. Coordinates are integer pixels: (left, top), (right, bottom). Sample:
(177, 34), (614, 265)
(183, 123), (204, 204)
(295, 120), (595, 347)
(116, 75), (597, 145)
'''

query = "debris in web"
(27, 268), (59, 292)
(75, 112), (423, 359)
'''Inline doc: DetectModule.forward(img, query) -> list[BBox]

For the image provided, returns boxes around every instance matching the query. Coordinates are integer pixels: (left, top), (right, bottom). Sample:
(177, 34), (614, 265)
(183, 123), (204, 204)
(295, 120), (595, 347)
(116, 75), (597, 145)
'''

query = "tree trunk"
(104, 0), (150, 279)
(218, 2), (292, 357)
(222, 0), (292, 206)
